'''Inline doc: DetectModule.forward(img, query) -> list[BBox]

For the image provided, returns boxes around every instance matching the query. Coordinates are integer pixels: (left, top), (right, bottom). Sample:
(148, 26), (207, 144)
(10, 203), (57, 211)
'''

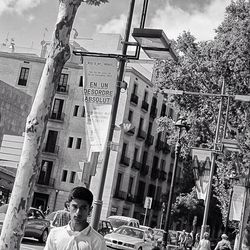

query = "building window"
(128, 177), (134, 194)
(68, 137), (73, 148)
(76, 138), (82, 149)
(128, 110), (133, 122)
(51, 99), (64, 120)
(81, 106), (85, 117)
(61, 170), (68, 182)
(143, 91), (148, 102)
(73, 105), (79, 116)
(115, 173), (122, 194)
(161, 104), (166, 117)
(168, 108), (174, 119)
(70, 171), (76, 183)
(79, 76), (83, 87)
(132, 83), (138, 94)
(18, 67), (29, 86)
(139, 118), (144, 130)
(59, 73), (68, 86)
(133, 148), (138, 161)
(121, 143), (128, 157)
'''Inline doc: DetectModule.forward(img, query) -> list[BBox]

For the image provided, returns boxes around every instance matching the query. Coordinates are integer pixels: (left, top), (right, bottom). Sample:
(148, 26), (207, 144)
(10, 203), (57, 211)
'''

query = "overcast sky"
(0, 0), (229, 52)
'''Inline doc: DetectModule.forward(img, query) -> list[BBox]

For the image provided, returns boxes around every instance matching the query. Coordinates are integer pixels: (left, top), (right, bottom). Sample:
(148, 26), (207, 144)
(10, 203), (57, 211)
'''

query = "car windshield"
(115, 226), (144, 239)
(108, 218), (128, 228)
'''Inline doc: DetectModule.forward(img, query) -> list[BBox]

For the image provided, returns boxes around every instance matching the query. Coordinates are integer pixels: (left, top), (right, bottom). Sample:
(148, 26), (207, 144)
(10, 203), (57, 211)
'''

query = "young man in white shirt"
(44, 186), (107, 250)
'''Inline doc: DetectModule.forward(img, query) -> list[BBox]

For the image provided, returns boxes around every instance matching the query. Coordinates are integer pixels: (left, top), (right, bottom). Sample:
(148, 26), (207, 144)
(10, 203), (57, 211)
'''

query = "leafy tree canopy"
(155, 0), (250, 224)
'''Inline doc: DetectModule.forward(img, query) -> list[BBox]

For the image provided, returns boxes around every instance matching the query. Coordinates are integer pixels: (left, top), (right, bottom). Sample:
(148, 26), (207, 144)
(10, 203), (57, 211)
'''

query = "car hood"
(105, 233), (144, 244)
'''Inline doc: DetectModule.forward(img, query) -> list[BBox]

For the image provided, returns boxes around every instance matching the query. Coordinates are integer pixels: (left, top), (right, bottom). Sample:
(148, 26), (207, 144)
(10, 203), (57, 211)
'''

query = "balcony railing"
(56, 84), (69, 94)
(140, 164), (149, 176)
(141, 100), (149, 112)
(130, 93), (138, 105)
(151, 168), (159, 180)
(137, 129), (147, 141)
(159, 170), (167, 181)
(49, 112), (65, 122)
(131, 160), (142, 171)
(37, 178), (55, 188)
(150, 106), (158, 119)
(113, 190), (127, 200)
(124, 126), (135, 136)
(145, 135), (154, 146)
(120, 155), (130, 167)
(126, 193), (136, 203)
(42, 144), (60, 155)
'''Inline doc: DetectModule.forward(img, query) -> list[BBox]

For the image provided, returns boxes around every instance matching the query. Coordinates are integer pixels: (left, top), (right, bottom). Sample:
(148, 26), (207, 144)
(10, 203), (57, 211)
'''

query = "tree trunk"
(0, 0), (81, 249)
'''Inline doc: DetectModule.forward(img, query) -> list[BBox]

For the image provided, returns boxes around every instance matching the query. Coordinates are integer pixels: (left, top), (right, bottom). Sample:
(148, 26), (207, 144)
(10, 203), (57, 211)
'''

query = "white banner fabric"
(83, 57), (117, 152)
(229, 185), (245, 221)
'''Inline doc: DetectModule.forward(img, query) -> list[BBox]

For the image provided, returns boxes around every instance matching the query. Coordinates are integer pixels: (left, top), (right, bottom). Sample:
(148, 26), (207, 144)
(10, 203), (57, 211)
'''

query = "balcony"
(151, 168), (159, 180)
(145, 135), (154, 146)
(162, 142), (170, 154)
(56, 84), (69, 94)
(49, 112), (65, 122)
(141, 100), (149, 112)
(159, 170), (167, 181)
(42, 144), (59, 155)
(120, 155), (130, 167)
(155, 139), (164, 152)
(137, 129), (147, 141)
(37, 178), (55, 188)
(124, 126), (135, 136)
(126, 193), (136, 203)
(140, 164), (149, 176)
(130, 93), (138, 105)
(131, 160), (142, 171)
(150, 106), (158, 119)
(113, 190), (127, 200)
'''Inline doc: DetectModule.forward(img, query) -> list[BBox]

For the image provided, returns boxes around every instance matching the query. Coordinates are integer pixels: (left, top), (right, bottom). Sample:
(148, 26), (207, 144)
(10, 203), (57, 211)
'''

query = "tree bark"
(0, 0), (82, 249)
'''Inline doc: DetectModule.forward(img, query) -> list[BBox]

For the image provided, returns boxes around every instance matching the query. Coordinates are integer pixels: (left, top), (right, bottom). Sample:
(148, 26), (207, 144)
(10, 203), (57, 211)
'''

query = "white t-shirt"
(44, 224), (107, 250)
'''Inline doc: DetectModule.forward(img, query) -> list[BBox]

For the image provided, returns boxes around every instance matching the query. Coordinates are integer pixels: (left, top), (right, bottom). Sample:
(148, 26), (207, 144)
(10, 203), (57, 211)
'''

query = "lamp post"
(162, 116), (189, 248)
(72, 0), (178, 230)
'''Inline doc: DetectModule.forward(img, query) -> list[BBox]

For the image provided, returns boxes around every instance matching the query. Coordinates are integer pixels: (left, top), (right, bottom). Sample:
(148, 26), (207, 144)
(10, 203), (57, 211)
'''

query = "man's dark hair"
(68, 187), (93, 206)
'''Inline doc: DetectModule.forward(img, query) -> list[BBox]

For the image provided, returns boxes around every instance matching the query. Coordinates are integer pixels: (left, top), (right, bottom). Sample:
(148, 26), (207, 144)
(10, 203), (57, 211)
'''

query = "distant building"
(0, 33), (183, 227)
(0, 81), (31, 203)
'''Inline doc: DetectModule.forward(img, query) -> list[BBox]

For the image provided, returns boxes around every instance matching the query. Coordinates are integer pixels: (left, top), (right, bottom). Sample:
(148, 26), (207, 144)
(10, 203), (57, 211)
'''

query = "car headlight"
(105, 238), (111, 242)
(123, 243), (135, 248)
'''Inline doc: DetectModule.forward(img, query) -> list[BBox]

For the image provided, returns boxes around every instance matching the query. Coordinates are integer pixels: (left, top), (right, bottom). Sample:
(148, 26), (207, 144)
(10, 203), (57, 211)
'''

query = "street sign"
(164, 89), (184, 95)
(144, 196), (153, 209)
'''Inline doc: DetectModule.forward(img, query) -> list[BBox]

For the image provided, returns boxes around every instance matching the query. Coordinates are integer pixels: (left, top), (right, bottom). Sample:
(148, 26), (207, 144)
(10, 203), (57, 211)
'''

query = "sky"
(0, 0), (230, 53)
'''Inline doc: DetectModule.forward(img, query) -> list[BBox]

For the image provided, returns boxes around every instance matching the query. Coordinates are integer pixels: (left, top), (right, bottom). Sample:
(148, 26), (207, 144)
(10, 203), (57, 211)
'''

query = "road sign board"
(144, 196), (153, 209)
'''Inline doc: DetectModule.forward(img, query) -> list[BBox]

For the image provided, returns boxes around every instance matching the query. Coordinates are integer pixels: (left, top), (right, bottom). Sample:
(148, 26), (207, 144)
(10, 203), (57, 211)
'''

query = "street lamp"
(73, 0), (178, 230)
(162, 116), (190, 248)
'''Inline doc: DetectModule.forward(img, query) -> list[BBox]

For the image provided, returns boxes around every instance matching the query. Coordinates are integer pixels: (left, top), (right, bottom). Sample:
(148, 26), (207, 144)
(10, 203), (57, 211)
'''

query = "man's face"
(69, 198), (91, 226)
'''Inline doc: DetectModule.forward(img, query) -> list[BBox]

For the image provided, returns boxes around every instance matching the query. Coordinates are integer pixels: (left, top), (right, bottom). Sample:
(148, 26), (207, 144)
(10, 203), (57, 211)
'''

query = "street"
(21, 238), (45, 250)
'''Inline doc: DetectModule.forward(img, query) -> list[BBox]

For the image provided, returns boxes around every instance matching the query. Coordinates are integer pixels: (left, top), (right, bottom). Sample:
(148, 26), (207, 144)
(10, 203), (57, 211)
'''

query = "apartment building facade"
(0, 33), (183, 227)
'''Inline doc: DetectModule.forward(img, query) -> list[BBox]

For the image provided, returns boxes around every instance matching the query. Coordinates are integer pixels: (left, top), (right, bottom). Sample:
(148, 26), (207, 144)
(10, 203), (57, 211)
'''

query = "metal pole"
(200, 77), (225, 238)
(91, 0), (135, 230)
(238, 170), (250, 250)
(162, 129), (181, 248)
(143, 208), (148, 226)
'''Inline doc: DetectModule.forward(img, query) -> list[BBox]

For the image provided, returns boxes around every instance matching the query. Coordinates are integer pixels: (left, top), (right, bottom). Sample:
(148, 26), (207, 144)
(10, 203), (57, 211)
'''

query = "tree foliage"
(156, 0), (250, 224)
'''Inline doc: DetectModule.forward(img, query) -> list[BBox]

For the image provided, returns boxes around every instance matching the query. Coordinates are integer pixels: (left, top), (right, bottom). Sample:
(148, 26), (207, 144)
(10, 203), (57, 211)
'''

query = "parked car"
(104, 225), (153, 250)
(0, 204), (50, 243)
(106, 215), (140, 230)
(98, 219), (113, 236)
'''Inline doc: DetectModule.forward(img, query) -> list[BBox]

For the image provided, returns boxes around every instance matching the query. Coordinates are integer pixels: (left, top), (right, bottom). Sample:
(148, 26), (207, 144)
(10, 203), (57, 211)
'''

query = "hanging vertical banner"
(229, 185), (245, 221)
(83, 56), (117, 152)
(191, 148), (212, 200)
